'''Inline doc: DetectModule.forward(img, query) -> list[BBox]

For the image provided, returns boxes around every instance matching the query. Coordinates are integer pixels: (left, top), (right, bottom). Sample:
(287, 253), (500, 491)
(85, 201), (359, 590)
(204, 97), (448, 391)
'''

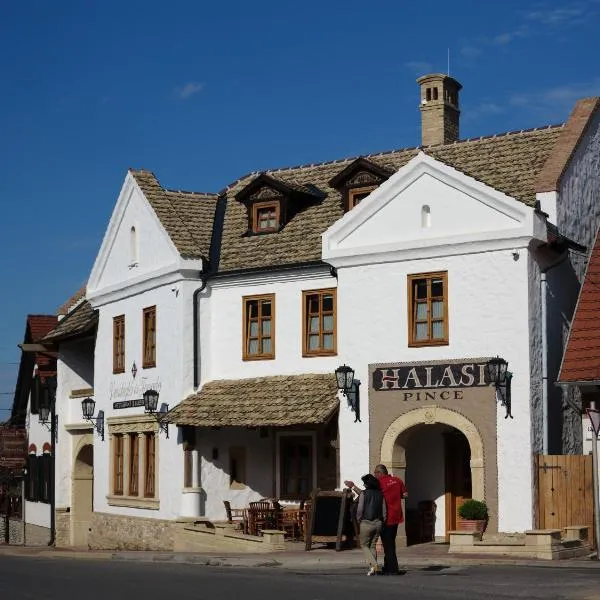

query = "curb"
(1, 547), (599, 570)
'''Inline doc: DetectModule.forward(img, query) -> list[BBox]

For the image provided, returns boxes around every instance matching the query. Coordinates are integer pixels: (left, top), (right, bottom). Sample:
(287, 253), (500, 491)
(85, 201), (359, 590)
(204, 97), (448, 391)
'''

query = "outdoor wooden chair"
(277, 508), (302, 541)
(248, 500), (276, 535)
(223, 500), (246, 531)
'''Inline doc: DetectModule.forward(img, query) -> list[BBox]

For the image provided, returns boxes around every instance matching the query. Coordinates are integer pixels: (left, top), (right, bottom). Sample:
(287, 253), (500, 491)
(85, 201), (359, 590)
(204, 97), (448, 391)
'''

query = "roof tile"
(41, 301), (98, 343)
(130, 170), (218, 260)
(559, 226), (600, 383)
(165, 373), (339, 427)
(218, 127), (562, 272)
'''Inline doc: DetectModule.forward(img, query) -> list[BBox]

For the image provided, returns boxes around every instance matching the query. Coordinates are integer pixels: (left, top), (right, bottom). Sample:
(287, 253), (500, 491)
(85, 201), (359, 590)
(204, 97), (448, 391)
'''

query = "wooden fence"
(536, 454), (594, 545)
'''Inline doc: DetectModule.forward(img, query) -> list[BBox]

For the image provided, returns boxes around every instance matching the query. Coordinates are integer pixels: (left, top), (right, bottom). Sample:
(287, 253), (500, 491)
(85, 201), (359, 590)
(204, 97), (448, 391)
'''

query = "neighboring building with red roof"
(10, 314), (58, 545)
(558, 225), (600, 387)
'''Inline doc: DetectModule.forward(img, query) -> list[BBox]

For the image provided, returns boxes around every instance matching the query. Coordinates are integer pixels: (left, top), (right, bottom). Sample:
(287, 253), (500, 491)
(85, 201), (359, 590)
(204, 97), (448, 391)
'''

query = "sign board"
(113, 398), (145, 410)
(0, 427), (27, 471)
(304, 489), (354, 552)
(372, 362), (490, 392)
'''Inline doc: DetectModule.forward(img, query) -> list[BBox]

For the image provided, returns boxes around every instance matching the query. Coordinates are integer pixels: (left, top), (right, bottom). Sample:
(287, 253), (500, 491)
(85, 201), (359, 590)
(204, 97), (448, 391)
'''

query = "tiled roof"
(25, 315), (58, 375)
(57, 285), (86, 316)
(130, 170), (218, 260)
(218, 126), (563, 272)
(558, 227), (600, 384)
(165, 373), (339, 427)
(41, 300), (98, 343)
(536, 98), (600, 193)
(28, 315), (58, 342)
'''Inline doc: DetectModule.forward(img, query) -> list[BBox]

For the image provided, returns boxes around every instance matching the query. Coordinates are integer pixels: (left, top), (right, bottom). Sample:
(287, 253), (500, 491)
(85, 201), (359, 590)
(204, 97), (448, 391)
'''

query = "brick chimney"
(417, 73), (462, 146)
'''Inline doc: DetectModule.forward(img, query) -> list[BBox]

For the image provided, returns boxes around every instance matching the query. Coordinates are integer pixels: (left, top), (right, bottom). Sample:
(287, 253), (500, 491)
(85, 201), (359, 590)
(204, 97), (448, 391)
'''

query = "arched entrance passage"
(379, 406), (486, 546)
(72, 439), (93, 548)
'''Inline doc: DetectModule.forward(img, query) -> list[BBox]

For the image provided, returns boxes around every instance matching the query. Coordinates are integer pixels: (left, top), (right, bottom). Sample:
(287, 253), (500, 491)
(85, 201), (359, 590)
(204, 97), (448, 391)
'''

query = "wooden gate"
(537, 454), (594, 544)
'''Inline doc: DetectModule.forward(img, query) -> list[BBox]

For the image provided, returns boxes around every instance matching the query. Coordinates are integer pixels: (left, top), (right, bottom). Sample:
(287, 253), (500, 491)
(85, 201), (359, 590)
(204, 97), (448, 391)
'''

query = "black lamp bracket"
(496, 371), (513, 419)
(84, 410), (105, 441)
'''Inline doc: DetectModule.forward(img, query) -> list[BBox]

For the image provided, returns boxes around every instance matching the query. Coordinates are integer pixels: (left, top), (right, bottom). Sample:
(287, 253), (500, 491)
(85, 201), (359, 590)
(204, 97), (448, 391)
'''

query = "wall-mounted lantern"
(81, 397), (105, 441)
(485, 356), (513, 419)
(143, 389), (169, 437)
(334, 364), (361, 422)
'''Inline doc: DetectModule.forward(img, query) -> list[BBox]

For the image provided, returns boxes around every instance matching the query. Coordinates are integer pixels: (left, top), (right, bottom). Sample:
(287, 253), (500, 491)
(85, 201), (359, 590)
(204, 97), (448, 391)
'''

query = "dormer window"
(236, 172), (324, 236)
(329, 157), (393, 213)
(348, 186), (377, 209)
(253, 201), (280, 233)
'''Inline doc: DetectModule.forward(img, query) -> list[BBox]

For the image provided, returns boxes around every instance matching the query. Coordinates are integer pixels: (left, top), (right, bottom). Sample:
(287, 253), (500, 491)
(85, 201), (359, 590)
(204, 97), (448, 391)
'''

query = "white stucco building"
(40, 75), (600, 549)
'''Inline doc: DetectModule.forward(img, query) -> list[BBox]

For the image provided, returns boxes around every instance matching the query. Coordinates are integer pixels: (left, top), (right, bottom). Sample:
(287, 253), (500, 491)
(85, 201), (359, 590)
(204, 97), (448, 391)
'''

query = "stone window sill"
(106, 494), (160, 510)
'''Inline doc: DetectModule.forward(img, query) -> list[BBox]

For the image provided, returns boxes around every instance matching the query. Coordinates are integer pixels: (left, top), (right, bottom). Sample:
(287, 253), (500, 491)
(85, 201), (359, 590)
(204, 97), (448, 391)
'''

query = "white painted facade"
(86, 173), (206, 523)
(322, 154), (541, 534)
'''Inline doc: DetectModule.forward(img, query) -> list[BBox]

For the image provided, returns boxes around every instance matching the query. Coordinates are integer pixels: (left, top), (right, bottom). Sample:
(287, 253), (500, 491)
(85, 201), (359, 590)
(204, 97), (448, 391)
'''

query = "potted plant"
(458, 499), (488, 538)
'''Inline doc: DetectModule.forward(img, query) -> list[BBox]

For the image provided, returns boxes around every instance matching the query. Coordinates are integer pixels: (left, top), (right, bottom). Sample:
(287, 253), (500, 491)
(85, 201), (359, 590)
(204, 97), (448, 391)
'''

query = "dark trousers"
(381, 523), (399, 574)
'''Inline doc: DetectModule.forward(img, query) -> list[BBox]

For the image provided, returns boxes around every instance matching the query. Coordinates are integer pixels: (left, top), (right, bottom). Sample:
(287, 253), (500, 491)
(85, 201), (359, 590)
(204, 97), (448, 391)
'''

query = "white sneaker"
(367, 567), (376, 576)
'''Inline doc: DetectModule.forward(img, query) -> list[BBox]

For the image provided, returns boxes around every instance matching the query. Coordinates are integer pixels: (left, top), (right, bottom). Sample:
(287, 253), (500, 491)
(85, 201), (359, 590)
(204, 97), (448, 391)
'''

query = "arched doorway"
(401, 424), (471, 544)
(72, 443), (93, 548)
(379, 406), (489, 546)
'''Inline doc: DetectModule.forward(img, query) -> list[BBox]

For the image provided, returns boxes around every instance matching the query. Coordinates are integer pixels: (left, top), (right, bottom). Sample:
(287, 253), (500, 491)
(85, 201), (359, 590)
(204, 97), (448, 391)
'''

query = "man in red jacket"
(345, 463), (407, 575)
(374, 464), (407, 575)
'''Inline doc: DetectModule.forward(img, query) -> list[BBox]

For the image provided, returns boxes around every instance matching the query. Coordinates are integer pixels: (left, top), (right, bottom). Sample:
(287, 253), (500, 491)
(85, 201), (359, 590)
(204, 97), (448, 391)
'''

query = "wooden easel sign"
(304, 489), (350, 551)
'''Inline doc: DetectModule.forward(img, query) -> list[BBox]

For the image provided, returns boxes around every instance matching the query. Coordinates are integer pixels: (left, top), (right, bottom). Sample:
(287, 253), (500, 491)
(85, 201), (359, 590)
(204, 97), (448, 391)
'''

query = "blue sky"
(1, 0), (599, 413)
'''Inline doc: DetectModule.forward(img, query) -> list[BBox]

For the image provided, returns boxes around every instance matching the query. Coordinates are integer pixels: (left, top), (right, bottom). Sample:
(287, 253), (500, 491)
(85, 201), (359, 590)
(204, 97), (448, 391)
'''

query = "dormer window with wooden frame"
(236, 172), (324, 235)
(253, 201), (280, 233)
(348, 186), (377, 209)
(329, 157), (394, 213)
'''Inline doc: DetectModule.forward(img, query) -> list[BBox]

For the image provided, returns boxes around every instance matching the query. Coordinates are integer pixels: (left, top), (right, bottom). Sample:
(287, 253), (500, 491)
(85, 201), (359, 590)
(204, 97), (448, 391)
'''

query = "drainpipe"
(541, 271), (549, 455)
(541, 252), (569, 454)
(193, 271), (208, 389)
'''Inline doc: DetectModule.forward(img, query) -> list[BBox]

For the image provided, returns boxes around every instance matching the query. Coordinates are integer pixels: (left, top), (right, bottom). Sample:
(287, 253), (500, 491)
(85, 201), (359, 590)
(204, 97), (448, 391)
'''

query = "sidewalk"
(0, 543), (599, 570)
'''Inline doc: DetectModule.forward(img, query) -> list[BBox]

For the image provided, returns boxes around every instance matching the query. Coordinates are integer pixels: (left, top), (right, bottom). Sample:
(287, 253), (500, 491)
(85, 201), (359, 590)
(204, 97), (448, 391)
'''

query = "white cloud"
(522, 6), (588, 26)
(174, 82), (203, 99)
(508, 79), (600, 119)
(460, 45), (482, 59)
(405, 60), (433, 75)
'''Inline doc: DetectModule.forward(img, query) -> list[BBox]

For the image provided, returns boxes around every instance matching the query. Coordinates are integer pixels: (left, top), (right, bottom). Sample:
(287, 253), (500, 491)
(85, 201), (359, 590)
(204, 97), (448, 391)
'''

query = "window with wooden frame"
(144, 432), (156, 498)
(407, 272), (448, 347)
(128, 434), (139, 496)
(302, 289), (337, 356)
(142, 306), (156, 368)
(113, 315), (125, 374)
(348, 185), (377, 210)
(242, 294), (275, 360)
(252, 201), (280, 233)
(113, 434), (124, 496)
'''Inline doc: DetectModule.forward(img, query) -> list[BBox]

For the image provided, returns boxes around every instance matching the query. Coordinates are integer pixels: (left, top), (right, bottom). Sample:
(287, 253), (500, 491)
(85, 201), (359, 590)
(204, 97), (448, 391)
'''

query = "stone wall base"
(55, 507), (71, 548)
(88, 512), (176, 551)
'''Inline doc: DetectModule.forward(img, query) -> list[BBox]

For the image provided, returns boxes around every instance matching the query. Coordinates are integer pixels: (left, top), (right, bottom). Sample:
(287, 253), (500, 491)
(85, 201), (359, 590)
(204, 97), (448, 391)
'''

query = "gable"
(87, 173), (184, 299)
(323, 153), (540, 265)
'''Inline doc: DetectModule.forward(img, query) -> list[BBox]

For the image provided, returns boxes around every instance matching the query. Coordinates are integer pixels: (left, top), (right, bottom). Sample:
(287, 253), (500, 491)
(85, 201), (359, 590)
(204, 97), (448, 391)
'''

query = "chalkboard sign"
(304, 489), (354, 551)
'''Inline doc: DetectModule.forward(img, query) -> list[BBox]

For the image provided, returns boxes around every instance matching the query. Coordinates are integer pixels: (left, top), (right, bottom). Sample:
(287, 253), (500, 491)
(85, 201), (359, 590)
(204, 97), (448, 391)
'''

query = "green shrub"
(458, 499), (488, 520)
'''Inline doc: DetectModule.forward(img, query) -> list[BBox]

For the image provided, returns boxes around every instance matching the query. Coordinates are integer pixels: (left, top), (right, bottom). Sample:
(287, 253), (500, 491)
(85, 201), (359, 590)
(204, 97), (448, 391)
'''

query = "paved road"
(2, 556), (600, 599)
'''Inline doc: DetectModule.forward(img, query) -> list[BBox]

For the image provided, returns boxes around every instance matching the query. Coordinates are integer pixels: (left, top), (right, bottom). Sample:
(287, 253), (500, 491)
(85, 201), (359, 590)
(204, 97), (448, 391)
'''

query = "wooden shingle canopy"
(41, 300), (98, 344)
(558, 227), (600, 386)
(165, 373), (339, 427)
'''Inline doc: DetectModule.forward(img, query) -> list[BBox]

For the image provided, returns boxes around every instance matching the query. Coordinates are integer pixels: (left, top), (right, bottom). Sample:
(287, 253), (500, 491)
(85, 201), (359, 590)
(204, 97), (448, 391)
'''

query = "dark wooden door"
(445, 432), (472, 540)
